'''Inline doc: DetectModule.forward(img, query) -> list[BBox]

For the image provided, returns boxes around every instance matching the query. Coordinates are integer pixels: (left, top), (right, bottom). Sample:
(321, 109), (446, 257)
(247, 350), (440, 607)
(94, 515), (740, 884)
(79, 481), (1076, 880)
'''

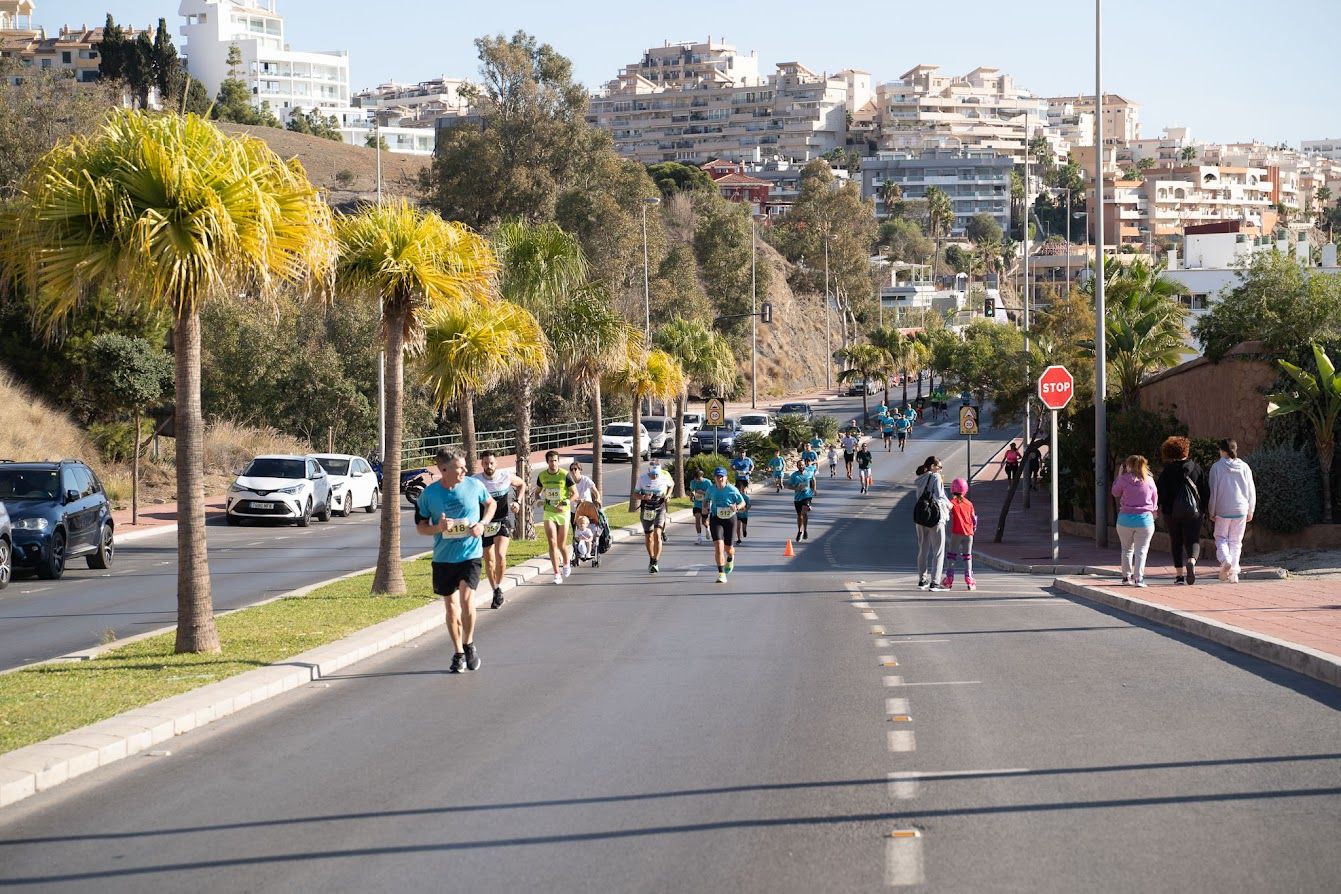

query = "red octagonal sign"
(1038, 365), (1074, 411)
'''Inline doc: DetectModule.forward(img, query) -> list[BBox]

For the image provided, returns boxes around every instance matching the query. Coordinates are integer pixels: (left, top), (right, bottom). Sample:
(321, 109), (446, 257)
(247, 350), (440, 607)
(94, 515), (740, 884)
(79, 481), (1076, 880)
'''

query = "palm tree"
(549, 292), (634, 495)
(837, 343), (889, 423)
(1268, 343), (1341, 523)
(611, 344), (686, 510)
(925, 186), (955, 275)
(656, 319), (736, 497)
(336, 200), (496, 595)
(878, 180), (903, 218)
(867, 326), (906, 408)
(418, 298), (548, 469)
(1180, 145), (1197, 163)
(4, 109), (334, 654)
(1080, 260), (1189, 408)
(494, 221), (588, 536)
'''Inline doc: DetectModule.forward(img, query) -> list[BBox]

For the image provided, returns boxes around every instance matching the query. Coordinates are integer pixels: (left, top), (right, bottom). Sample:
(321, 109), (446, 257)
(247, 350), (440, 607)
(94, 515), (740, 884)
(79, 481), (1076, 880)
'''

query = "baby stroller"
(571, 501), (612, 568)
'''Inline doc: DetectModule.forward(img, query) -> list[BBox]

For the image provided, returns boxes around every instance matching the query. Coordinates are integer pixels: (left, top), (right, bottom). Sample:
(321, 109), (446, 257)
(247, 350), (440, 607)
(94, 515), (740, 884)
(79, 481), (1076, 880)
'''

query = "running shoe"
(464, 643), (481, 671)
(649, 561), (659, 574)
(725, 559), (734, 574)
(449, 652), (466, 673)
(927, 583), (944, 591)
(554, 573), (563, 585)
(940, 574), (953, 589)
(562, 563), (572, 579)
(1134, 580), (1148, 588)
(1186, 563), (1196, 585)
(491, 587), (505, 609)
(716, 571), (727, 584)
(696, 533), (705, 545)
(965, 577), (977, 591)
(1174, 576), (1185, 585)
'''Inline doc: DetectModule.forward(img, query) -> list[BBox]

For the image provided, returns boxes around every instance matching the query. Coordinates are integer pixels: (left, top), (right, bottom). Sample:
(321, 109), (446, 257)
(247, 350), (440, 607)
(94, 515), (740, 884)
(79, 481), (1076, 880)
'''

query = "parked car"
(0, 500), (11, 590)
(690, 419), (740, 456)
(778, 402), (815, 421)
(0, 460), (114, 580)
(737, 413), (775, 438)
(311, 454), (381, 516)
(845, 379), (878, 396)
(640, 416), (677, 456)
(682, 412), (704, 436)
(601, 422), (652, 463)
(226, 455), (332, 526)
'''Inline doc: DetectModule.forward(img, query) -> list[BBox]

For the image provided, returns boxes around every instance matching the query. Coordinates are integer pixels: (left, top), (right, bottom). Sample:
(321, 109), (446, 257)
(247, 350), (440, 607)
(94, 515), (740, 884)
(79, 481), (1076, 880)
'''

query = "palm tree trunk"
(372, 307), (407, 595)
(861, 387), (869, 426)
(514, 371), (535, 541)
(628, 393), (643, 511)
(902, 366), (909, 407)
(590, 383), (604, 495)
(460, 393), (477, 471)
(172, 311), (220, 654)
(1319, 436), (1335, 523)
(132, 409), (141, 526)
(673, 387), (687, 498)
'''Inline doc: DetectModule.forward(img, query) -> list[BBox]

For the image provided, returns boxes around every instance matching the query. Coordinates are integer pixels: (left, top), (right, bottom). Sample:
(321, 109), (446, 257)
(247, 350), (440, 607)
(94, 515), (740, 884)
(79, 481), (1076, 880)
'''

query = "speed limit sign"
(705, 397), (725, 426)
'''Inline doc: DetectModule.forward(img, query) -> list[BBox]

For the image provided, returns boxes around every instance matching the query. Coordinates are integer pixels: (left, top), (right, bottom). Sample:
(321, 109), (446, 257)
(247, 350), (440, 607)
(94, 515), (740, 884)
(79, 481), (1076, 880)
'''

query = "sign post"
(1037, 365), (1075, 562)
(705, 397), (726, 427)
(958, 405), (979, 482)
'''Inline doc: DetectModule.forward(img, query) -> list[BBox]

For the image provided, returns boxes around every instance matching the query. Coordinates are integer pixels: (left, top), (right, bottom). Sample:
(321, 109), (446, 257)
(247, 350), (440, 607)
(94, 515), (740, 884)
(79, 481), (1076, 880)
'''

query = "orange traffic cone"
(783, 539), (795, 557)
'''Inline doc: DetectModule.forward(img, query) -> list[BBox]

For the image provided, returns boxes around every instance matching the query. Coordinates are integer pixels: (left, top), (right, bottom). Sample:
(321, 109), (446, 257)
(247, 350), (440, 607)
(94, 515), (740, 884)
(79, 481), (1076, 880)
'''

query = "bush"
(772, 414), (812, 449)
(681, 453), (731, 480)
(88, 420), (136, 465)
(734, 433), (778, 472)
(1188, 438), (1220, 476)
(812, 414), (839, 442)
(1246, 446), (1322, 533)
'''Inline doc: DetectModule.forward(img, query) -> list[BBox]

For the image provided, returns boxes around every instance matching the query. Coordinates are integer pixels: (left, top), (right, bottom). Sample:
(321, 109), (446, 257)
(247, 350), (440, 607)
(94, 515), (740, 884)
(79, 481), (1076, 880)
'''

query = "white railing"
(401, 416), (631, 468)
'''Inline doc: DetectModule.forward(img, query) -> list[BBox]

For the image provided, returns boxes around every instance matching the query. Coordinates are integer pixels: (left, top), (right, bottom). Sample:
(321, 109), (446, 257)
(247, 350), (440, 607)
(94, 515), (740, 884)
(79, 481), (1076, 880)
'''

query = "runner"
(705, 467), (746, 583)
(826, 443), (839, 478)
(841, 428), (860, 479)
(735, 489), (752, 544)
(856, 441), (874, 495)
(800, 441), (820, 494)
(787, 456), (816, 541)
(895, 412), (911, 452)
(536, 450), (575, 584)
(416, 448), (495, 673)
(473, 450), (525, 609)
(880, 412), (895, 452)
(768, 448), (786, 493)
(730, 446), (754, 494)
(636, 457), (673, 573)
(808, 433), (824, 456)
(689, 466), (711, 544)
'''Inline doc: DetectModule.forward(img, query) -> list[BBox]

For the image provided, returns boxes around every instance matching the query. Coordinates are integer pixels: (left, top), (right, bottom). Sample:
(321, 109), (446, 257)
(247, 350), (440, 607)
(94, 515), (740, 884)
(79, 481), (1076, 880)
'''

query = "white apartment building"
(1045, 96), (1095, 154)
(875, 65), (1048, 163)
(1303, 138), (1341, 161)
(1123, 126), (1197, 167)
(861, 149), (1012, 234)
(351, 78), (472, 156)
(588, 39), (850, 164)
(1046, 93), (1140, 147)
(178, 0), (362, 135)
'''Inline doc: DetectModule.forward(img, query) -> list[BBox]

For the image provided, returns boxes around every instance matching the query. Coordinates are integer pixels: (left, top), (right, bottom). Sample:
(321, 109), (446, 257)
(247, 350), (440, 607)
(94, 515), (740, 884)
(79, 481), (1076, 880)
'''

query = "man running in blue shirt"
(895, 412), (911, 452)
(788, 458), (816, 541)
(705, 467), (747, 583)
(799, 442), (820, 494)
(767, 448), (786, 492)
(730, 446), (755, 494)
(416, 448), (496, 674)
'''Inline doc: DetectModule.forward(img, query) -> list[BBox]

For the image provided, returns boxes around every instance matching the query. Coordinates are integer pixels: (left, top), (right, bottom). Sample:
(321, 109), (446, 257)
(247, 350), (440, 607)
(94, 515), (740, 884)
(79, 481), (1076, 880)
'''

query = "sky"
(52, 0), (1340, 146)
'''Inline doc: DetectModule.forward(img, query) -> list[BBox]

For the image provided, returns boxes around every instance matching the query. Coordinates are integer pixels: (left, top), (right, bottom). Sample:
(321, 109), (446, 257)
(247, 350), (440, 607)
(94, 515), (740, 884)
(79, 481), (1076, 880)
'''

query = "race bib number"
(483, 521), (502, 537)
(715, 506), (736, 519)
(641, 507), (660, 522)
(544, 487), (563, 504)
(441, 518), (471, 538)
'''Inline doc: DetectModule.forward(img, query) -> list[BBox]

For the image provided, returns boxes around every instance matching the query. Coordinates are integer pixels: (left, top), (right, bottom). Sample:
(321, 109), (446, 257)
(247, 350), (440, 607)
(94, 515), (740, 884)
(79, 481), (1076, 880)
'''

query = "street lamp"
(824, 232), (833, 391)
(1094, 0), (1109, 548)
(641, 196), (661, 341)
(751, 214), (758, 408)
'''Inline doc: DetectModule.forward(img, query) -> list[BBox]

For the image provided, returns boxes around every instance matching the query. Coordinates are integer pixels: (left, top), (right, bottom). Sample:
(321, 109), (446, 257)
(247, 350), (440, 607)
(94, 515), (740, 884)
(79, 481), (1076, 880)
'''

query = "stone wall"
(1138, 342), (1277, 456)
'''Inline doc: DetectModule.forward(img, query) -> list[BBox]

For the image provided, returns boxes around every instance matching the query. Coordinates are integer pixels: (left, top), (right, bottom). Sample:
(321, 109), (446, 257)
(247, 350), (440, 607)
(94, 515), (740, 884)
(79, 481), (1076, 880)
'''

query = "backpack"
(913, 475), (942, 528)
(1170, 468), (1201, 521)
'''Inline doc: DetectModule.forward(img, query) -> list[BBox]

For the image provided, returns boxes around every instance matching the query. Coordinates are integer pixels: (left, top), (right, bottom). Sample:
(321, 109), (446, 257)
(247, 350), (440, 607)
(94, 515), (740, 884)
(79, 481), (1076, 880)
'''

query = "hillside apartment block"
(0, 0), (148, 85)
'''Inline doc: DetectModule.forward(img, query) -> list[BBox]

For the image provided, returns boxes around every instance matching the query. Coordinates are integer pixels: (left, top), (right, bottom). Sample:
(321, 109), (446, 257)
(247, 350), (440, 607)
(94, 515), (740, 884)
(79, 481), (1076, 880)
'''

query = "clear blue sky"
(52, 0), (1340, 146)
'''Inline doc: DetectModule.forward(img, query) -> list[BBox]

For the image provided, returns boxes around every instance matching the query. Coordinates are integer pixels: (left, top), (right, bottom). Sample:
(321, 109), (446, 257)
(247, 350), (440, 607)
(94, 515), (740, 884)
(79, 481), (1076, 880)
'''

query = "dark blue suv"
(0, 461), (114, 580)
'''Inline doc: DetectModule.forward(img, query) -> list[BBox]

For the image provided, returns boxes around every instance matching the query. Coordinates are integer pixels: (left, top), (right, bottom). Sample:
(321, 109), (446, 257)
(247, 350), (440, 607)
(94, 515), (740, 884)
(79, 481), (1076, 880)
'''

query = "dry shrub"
(0, 365), (94, 463)
(203, 420), (309, 476)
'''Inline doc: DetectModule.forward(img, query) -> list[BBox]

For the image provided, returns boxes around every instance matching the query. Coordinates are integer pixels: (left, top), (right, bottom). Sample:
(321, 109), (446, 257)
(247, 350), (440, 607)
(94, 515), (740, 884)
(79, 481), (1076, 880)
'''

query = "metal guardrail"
(401, 415), (632, 468)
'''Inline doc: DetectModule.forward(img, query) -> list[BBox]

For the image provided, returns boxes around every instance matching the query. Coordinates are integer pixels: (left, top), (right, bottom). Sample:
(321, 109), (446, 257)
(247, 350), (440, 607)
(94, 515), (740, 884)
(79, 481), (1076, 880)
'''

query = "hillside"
(750, 241), (839, 399)
(216, 124), (430, 210)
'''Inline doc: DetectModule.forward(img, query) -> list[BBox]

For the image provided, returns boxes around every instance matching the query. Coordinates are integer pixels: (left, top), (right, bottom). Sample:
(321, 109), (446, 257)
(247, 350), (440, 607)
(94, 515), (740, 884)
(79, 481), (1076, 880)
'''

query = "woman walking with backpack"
(913, 456), (952, 591)
(1157, 437), (1205, 585)
(1111, 454), (1158, 587)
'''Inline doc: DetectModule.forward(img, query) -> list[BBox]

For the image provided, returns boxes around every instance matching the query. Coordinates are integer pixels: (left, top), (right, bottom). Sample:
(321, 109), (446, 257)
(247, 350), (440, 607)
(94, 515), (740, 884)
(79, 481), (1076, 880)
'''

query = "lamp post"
(1094, 0), (1109, 548)
(824, 232), (833, 391)
(641, 196), (661, 341)
(374, 114), (385, 461)
(1023, 109), (1032, 444)
(751, 215), (758, 409)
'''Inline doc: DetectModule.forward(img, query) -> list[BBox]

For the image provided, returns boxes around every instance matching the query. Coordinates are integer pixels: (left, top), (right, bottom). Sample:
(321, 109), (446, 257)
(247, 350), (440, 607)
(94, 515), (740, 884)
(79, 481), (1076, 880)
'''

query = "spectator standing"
(1111, 455), (1158, 587)
(1207, 438), (1256, 583)
(914, 456), (952, 591)
(1156, 436), (1205, 585)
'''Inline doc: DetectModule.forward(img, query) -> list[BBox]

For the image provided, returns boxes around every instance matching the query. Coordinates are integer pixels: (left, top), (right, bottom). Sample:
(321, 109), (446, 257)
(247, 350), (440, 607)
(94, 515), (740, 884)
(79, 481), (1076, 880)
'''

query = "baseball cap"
(713, 467), (728, 477)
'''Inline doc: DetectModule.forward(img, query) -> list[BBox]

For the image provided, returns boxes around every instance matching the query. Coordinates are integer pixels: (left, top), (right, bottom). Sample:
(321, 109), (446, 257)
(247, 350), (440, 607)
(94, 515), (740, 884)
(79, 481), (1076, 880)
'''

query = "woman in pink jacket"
(1111, 454), (1158, 587)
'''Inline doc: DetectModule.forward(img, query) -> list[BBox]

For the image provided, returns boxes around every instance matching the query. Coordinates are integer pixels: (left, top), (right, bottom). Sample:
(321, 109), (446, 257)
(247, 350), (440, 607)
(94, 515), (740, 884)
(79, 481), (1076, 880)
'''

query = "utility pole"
(1023, 109), (1032, 445)
(1094, 0), (1109, 548)
(1066, 188), (1072, 291)
(824, 232), (832, 390)
(641, 197), (661, 341)
(375, 115), (385, 462)
(751, 216), (758, 409)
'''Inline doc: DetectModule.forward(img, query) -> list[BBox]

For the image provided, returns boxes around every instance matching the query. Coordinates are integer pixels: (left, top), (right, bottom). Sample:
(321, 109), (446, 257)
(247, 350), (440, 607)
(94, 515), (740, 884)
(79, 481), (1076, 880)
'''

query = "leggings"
(946, 533), (974, 578)
(1164, 514), (1202, 570)
(1117, 522), (1154, 582)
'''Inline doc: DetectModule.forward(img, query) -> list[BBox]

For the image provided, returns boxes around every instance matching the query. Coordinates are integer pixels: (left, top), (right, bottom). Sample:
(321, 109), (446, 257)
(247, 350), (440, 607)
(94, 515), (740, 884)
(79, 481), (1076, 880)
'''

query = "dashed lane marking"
(885, 698), (910, 714)
(887, 772), (919, 800)
(887, 730), (916, 752)
(879, 655), (899, 667)
(876, 638), (891, 647)
(890, 680), (982, 687)
(862, 611), (879, 620)
(870, 626), (886, 635)
(887, 638), (950, 644)
(883, 675), (904, 686)
(852, 601), (871, 609)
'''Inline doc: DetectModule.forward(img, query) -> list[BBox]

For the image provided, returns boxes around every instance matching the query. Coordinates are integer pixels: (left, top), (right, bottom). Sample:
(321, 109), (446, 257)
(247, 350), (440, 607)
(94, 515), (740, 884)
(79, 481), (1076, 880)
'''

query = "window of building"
(61, 51), (71, 64)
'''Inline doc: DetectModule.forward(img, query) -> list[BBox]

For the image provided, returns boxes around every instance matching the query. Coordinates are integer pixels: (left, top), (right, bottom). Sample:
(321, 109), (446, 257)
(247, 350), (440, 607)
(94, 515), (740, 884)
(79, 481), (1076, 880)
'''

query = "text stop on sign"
(1037, 365), (1074, 410)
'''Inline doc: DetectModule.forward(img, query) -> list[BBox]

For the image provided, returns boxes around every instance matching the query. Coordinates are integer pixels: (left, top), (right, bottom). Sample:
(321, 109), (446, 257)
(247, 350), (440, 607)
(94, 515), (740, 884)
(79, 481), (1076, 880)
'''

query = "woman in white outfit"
(914, 456), (952, 591)
(1207, 438), (1256, 583)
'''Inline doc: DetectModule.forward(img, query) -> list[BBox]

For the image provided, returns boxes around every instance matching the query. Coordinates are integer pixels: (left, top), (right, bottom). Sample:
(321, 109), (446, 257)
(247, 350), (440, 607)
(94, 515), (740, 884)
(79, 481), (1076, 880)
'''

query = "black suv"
(0, 460), (114, 580)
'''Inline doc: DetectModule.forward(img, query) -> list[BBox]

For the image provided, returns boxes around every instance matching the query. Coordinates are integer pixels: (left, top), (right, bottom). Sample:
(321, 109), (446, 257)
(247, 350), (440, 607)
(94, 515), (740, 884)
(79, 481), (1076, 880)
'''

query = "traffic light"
(760, 301), (773, 324)
(983, 297), (995, 318)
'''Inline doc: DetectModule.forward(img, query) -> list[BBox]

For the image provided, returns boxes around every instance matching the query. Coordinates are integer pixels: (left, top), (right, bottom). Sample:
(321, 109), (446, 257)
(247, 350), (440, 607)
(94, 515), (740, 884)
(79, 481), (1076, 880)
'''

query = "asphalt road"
(0, 394), (882, 670)
(3, 417), (1339, 891)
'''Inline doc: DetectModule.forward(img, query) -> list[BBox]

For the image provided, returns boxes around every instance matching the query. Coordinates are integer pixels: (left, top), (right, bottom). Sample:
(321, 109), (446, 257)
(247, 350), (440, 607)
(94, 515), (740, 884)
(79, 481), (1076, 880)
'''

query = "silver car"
(0, 501), (10, 590)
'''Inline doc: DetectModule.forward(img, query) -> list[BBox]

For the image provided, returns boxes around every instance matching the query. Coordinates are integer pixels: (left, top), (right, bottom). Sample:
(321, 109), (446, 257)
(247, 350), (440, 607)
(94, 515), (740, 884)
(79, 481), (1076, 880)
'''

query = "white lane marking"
(878, 655), (898, 667)
(685, 564), (701, 577)
(891, 680), (982, 687)
(887, 730), (916, 752)
(887, 771), (919, 800)
(909, 768), (1031, 779)
(885, 697), (910, 714)
(845, 582), (862, 593)
(883, 675), (904, 687)
(870, 625), (886, 635)
(887, 639), (951, 644)
(885, 831), (927, 889)
(875, 638), (891, 647)
(852, 601), (871, 609)
(862, 611), (879, 620)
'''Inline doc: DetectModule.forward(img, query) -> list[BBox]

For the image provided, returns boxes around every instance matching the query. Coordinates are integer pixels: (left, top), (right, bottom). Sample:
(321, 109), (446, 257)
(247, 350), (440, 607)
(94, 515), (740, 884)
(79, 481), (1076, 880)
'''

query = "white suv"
(311, 454), (381, 516)
(227, 455), (332, 526)
(737, 413), (775, 438)
(601, 422), (651, 462)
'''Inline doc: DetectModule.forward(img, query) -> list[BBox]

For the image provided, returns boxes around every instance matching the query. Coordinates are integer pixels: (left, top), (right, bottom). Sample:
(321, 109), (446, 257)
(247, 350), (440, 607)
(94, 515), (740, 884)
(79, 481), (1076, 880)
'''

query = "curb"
(114, 523), (179, 544)
(1052, 576), (1341, 690)
(976, 550), (1288, 581)
(0, 507), (696, 810)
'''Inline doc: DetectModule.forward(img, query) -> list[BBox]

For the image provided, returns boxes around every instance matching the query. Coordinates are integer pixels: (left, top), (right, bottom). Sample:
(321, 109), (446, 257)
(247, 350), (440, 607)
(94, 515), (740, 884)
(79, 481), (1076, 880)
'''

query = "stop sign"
(1038, 365), (1074, 410)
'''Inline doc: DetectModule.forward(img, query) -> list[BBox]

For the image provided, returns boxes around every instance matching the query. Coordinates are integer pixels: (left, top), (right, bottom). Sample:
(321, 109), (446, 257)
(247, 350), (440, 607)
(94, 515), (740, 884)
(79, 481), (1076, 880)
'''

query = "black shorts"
(734, 477), (749, 490)
(432, 559), (481, 595)
(794, 498), (812, 516)
(709, 515), (736, 542)
(843, 451), (855, 463)
(481, 516), (514, 548)
(883, 431), (893, 439)
(897, 431), (907, 442)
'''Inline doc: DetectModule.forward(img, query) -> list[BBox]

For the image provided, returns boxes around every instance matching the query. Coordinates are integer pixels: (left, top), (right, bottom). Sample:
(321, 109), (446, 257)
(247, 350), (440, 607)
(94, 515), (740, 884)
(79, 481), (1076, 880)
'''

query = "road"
(3, 419), (1339, 891)
(0, 394), (883, 670)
